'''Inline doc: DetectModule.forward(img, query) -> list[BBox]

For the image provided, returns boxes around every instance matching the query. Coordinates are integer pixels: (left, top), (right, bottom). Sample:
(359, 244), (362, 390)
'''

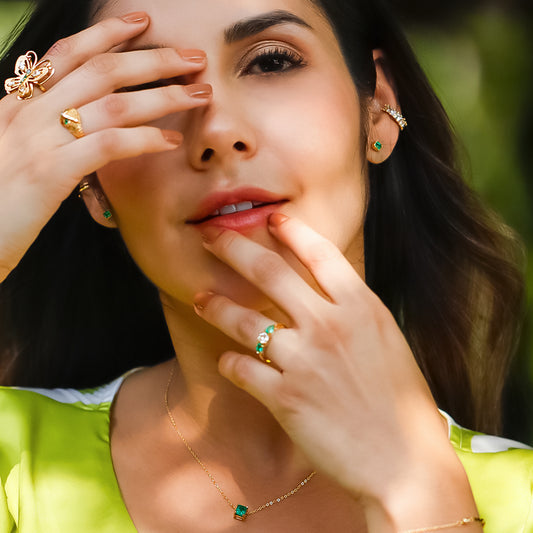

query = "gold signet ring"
(60, 108), (85, 139)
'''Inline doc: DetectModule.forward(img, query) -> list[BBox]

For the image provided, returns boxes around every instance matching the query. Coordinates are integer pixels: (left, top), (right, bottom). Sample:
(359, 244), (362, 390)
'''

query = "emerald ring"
(255, 323), (286, 364)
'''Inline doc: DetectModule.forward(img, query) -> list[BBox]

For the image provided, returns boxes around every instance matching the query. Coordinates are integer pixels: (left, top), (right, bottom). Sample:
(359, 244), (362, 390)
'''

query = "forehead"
(96, 0), (334, 50)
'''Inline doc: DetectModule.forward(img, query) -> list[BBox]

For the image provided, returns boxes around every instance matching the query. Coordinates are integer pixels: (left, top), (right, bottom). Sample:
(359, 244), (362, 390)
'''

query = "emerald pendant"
(234, 505), (248, 521)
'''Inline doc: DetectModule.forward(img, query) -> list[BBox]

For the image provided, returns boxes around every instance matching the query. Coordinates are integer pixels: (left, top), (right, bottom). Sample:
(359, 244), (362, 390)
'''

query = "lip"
(186, 187), (288, 226)
(193, 202), (286, 231)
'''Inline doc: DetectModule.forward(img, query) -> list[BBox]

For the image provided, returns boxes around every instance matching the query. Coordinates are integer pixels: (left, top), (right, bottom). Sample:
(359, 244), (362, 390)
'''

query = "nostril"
(234, 141), (246, 152)
(201, 148), (214, 162)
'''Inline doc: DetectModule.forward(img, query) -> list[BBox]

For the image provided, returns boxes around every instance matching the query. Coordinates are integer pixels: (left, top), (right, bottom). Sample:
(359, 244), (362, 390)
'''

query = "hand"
(0, 12), (211, 282)
(194, 213), (480, 531)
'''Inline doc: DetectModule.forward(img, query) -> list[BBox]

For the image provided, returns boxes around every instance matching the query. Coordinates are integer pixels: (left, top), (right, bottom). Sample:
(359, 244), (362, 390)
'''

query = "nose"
(185, 90), (257, 171)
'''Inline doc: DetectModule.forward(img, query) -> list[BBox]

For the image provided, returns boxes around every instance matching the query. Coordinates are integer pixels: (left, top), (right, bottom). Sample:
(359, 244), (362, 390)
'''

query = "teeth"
(212, 201), (258, 217)
(220, 204), (237, 215)
(236, 201), (254, 211)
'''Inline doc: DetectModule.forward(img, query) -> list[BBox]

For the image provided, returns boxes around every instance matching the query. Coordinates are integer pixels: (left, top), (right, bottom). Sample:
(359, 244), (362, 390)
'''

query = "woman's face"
(95, 0), (367, 309)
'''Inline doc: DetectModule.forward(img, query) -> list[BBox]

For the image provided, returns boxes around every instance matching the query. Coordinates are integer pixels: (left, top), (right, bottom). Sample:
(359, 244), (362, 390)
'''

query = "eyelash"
(239, 46), (306, 76)
(121, 46), (305, 92)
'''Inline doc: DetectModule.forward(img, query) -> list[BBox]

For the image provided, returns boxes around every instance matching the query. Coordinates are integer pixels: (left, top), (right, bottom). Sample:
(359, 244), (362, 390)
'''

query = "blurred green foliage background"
(1, 0), (532, 441)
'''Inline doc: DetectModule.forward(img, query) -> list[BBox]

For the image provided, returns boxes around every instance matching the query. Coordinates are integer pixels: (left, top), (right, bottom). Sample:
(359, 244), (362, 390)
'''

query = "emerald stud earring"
(372, 141), (383, 152)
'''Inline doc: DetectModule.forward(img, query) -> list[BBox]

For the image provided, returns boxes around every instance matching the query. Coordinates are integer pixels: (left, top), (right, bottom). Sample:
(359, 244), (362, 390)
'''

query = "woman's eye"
(241, 47), (305, 76)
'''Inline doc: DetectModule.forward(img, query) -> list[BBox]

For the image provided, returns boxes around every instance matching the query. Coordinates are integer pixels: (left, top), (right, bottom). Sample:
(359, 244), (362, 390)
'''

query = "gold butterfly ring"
(4, 51), (55, 100)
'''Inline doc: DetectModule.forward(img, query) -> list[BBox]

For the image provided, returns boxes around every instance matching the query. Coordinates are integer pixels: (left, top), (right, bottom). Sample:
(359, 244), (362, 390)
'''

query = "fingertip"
(201, 226), (225, 245)
(120, 12), (150, 24)
(268, 212), (290, 229)
(193, 291), (216, 313)
(161, 129), (183, 147)
(217, 351), (240, 380)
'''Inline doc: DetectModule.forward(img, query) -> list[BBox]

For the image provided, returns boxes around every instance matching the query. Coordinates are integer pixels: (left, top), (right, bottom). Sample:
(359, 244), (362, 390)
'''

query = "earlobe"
(366, 50), (407, 165)
(79, 174), (117, 228)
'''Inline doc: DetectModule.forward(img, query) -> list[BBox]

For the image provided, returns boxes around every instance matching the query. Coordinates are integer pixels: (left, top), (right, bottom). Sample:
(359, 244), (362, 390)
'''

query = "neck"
(159, 295), (306, 474)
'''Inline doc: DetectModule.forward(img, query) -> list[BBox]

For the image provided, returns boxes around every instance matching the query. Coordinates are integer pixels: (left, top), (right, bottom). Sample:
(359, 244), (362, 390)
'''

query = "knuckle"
(25, 156), (53, 185)
(307, 240), (339, 265)
(203, 294), (226, 316)
(101, 93), (128, 118)
(46, 37), (72, 57)
(231, 357), (254, 387)
(86, 53), (118, 75)
(276, 384), (304, 414)
(99, 17), (120, 33)
(160, 85), (182, 106)
(250, 252), (285, 283)
(235, 313), (259, 343)
(155, 47), (179, 65)
(97, 129), (121, 153)
(216, 230), (239, 252)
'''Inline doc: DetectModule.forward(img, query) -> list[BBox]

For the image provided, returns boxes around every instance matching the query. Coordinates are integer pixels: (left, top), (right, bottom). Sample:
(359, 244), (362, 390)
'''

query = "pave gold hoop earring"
(382, 104), (408, 130)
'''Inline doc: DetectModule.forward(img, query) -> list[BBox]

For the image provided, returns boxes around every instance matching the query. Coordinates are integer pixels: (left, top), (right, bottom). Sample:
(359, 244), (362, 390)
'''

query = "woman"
(0, 0), (531, 531)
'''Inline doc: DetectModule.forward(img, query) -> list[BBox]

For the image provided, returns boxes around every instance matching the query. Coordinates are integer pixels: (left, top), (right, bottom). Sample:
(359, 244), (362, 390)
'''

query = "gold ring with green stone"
(255, 323), (286, 364)
(60, 108), (85, 139)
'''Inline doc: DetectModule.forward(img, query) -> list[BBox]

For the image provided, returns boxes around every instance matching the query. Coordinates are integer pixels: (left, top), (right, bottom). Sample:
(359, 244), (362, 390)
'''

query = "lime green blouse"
(0, 378), (532, 532)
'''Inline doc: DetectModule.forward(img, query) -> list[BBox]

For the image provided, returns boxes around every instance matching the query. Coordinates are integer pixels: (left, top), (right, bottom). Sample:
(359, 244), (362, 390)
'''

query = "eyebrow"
(223, 10), (312, 44)
(128, 10), (312, 53)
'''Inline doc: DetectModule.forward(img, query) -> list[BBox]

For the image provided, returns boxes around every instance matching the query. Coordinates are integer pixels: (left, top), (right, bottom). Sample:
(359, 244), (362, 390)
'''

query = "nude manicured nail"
(193, 292), (215, 312)
(269, 213), (289, 227)
(180, 49), (207, 63)
(184, 84), (212, 99)
(162, 130), (183, 145)
(201, 227), (224, 244)
(121, 12), (148, 23)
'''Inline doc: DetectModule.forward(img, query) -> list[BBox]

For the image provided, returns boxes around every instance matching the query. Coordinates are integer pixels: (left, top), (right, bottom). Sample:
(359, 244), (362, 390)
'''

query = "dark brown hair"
(0, 0), (525, 434)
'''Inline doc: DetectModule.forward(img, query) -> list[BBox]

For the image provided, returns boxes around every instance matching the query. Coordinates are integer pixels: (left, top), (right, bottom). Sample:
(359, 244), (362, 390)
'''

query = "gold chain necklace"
(164, 362), (316, 521)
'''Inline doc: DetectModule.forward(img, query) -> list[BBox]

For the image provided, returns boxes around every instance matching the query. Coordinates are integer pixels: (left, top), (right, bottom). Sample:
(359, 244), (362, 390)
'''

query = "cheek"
(95, 156), (273, 306)
(95, 156), (194, 294)
(253, 73), (365, 249)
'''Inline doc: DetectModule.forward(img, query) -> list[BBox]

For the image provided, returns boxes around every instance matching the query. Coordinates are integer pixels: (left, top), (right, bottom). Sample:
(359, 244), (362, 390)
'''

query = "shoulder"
(0, 374), (140, 532)
(0, 374), (125, 417)
(0, 375), (128, 463)
(442, 411), (533, 533)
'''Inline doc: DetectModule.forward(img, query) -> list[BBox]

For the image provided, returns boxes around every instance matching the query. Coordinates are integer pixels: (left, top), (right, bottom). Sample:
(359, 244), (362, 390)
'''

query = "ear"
(366, 50), (402, 164)
(79, 174), (117, 228)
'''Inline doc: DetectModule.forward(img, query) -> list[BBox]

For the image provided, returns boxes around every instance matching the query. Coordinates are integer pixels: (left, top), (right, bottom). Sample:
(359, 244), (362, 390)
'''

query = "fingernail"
(184, 84), (212, 99)
(269, 213), (289, 227)
(201, 227), (224, 244)
(162, 130), (183, 146)
(193, 291), (215, 312)
(121, 11), (148, 23)
(179, 49), (207, 63)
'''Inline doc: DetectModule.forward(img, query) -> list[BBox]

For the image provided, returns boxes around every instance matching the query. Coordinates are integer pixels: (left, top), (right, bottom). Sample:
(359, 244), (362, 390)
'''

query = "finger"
(218, 351), (282, 412)
(1, 15), (151, 121)
(193, 291), (291, 367)
(41, 13), (151, 89)
(73, 84), (212, 135)
(47, 47), (207, 110)
(268, 213), (364, 304)
(202, 229), (323, 320)
(53, 126), (181, 186)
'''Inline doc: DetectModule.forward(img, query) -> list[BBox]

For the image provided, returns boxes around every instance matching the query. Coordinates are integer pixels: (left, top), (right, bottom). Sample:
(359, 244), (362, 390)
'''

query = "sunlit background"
(1, 0), (532, 442)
